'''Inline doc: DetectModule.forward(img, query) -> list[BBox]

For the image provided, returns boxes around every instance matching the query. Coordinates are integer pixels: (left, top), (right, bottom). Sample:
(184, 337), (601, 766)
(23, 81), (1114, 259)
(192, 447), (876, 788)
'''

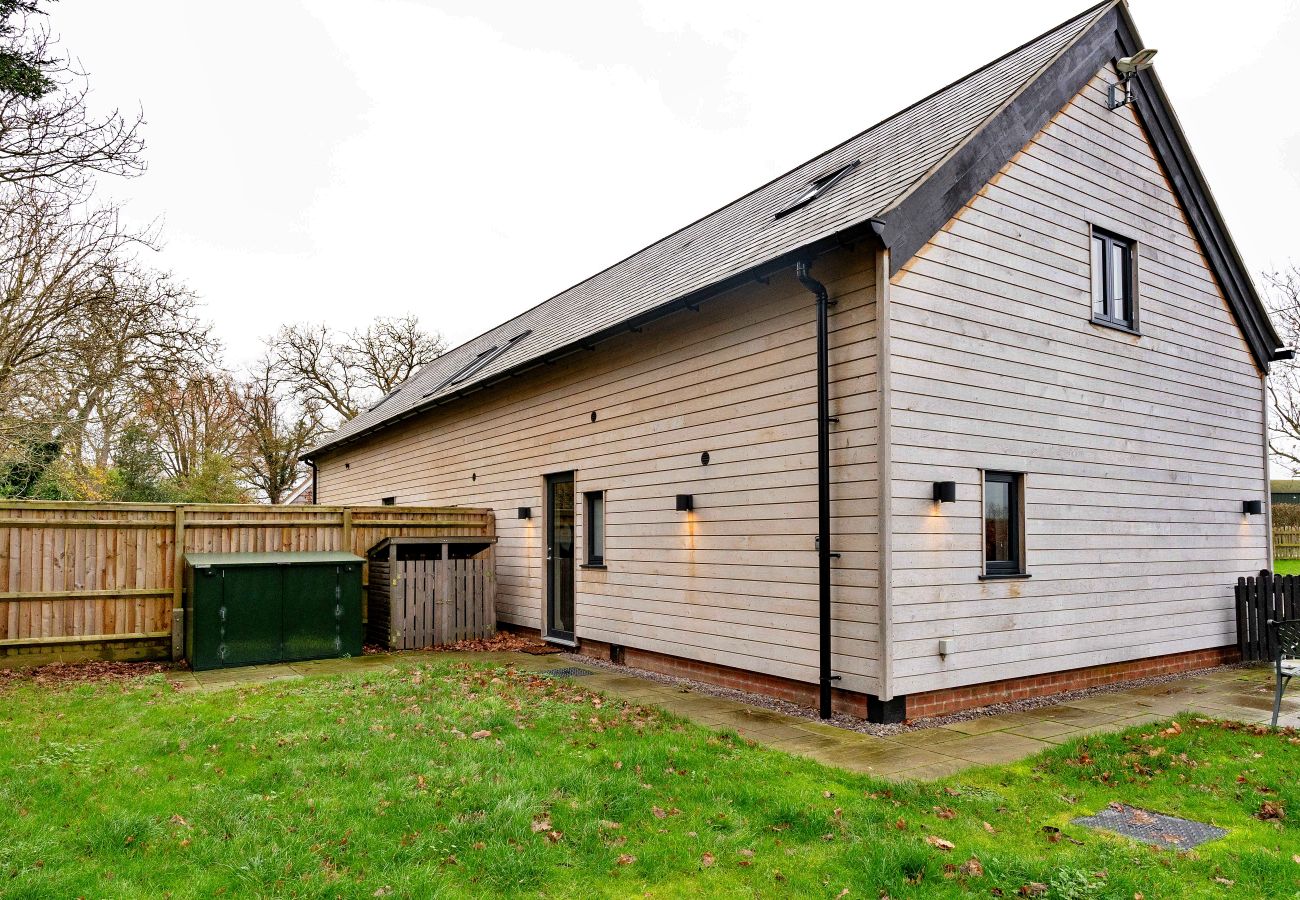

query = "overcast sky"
(54, 0), (1300, 367)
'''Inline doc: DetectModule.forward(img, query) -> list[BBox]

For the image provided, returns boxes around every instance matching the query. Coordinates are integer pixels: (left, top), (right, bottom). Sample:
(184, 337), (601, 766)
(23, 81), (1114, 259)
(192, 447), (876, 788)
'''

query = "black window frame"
(583, 490), (605, 567)
(982, 471), (1023, 577)
(381, 496), (396, 506)
(1090, 226), (1138, 333)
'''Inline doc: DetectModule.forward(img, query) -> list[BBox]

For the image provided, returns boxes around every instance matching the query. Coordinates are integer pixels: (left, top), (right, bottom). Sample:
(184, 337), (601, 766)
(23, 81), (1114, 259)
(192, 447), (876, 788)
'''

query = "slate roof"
(311, 0), (1276, 456)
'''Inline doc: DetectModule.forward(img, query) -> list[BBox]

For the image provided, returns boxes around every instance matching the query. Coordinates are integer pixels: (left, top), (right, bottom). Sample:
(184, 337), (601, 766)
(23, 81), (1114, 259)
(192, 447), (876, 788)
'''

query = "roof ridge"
(405, 1), (1117, 373)
(879, 0), (1117, 221)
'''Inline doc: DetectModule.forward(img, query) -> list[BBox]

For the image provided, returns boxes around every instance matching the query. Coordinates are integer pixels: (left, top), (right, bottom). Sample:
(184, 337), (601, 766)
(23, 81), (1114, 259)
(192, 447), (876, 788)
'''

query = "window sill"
(979, 572), (1032, 581)
(1090, 316), (1140, 337)
(579, 563), (607, 570)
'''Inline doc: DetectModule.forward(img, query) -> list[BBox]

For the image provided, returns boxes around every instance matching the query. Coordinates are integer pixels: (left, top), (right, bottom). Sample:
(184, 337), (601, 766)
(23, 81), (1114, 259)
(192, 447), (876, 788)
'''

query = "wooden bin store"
(184, 551), (363, 670)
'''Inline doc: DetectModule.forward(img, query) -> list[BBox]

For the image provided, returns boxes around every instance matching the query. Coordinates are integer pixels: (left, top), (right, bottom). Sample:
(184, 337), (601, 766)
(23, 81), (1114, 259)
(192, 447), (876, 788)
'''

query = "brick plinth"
(498, 623), (1238, 722)
(905, 646), (1240, 719)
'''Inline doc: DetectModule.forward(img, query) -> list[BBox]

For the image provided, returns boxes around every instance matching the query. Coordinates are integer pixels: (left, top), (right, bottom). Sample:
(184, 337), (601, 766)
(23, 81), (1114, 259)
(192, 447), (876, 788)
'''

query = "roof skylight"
(424, 330), (533, 398)
(774, 159), (860, 220)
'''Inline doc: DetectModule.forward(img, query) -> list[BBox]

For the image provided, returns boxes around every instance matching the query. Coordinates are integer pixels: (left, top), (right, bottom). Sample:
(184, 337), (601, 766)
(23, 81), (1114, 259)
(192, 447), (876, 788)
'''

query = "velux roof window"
(774, 159), (860, 219)
(424, 330), (532, 398)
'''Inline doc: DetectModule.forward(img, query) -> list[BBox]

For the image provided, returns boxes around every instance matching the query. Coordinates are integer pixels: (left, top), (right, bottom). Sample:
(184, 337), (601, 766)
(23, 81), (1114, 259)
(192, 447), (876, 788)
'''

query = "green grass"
(1276, 559), (1300, 576)
(1, 662), (1297, 898)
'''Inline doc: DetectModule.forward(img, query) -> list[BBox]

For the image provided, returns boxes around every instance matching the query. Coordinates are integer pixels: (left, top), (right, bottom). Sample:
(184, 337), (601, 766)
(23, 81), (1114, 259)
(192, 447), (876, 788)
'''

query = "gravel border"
(560, 651), (1251, 737)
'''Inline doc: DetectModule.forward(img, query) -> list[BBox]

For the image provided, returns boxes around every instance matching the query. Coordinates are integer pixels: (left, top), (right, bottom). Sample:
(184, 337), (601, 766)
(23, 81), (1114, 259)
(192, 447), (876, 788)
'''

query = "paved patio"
(170, 653), (1297, 781)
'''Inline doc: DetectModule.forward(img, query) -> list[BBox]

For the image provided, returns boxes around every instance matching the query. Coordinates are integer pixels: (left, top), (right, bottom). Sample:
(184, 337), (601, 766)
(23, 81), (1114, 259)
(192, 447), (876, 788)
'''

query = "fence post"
(341, 507), (353, 555)
(171, 506), (186, 661)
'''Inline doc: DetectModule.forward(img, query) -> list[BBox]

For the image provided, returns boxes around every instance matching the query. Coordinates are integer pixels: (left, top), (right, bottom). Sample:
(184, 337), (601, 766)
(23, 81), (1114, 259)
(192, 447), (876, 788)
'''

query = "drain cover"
(540, 667), (597, 678)
(1072, 804), (1226, 849)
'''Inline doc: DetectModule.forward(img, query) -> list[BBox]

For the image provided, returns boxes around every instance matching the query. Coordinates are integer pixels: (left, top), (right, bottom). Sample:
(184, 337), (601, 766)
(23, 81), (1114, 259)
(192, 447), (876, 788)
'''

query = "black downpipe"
(795, 260), (836, 718)
(308, 459), (318, 504)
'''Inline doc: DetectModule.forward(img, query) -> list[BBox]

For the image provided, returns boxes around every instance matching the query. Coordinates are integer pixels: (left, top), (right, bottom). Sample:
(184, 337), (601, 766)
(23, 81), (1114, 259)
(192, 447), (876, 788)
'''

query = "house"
(1272, 480), (1300, 507)
(305, 1), (1287, 722)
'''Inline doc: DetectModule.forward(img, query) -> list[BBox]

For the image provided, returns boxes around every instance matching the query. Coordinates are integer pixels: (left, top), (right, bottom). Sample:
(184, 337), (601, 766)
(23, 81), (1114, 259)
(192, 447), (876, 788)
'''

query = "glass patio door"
(545, 472), (575, 641)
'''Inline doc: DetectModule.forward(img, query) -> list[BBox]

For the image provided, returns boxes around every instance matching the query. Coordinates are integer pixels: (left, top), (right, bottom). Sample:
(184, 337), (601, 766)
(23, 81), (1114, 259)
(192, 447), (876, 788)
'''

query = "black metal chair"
(1268, 619), (1300, 727)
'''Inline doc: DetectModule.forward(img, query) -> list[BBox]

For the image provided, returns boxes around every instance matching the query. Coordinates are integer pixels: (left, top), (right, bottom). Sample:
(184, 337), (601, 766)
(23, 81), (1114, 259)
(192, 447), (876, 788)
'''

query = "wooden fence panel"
(1273, 527), (1300, 560)
(0, 501), (494, 665)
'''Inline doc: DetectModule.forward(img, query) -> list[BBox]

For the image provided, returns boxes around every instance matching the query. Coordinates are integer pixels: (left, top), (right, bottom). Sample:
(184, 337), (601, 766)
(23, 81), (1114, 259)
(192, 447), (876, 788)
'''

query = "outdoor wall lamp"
(1243, 500), (1264, 516)
(675, 494), (694, 512)
(933, 481), (957, 503)
(517, 506), (532, 520)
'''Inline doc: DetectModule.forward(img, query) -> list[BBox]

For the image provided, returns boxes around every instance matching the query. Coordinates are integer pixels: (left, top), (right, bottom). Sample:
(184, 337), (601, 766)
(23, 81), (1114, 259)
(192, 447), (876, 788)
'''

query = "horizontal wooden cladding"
(887, 65), (1266, 695)
(0, 501), (494, 655)
(318, 246), (883, 690)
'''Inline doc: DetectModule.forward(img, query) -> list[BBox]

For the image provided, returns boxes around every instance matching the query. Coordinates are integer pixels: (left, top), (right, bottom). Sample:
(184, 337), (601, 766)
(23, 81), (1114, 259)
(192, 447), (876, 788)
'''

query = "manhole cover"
(1072, 804), (1227, 849)
(540, 667), (597, 678)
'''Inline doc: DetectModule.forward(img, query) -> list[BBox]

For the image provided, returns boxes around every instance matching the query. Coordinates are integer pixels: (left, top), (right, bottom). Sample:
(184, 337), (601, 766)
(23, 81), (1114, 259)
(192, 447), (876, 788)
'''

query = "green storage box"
(184, 551), (363, 671)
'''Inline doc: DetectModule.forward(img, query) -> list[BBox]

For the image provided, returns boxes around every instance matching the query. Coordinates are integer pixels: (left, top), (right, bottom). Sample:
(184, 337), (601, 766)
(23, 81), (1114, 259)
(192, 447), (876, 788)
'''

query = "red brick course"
(498, 623), (1237, 722)
(904, 646), (1240, 719)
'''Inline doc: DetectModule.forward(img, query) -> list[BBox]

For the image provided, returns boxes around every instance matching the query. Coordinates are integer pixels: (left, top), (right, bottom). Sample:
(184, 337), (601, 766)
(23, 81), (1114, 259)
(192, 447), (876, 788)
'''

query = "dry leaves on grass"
(701, 852), (715, 868)
(0, 660), (174, 690)
(1019, 883), (1047, 896)
(616, 854), (636, 865)
(1257, 800), (1286, 821)
(925, 835), (955, 851)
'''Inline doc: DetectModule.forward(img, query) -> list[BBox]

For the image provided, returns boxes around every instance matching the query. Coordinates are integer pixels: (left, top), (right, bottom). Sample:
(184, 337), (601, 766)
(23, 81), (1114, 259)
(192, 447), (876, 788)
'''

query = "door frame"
(543, 471), (577, 644)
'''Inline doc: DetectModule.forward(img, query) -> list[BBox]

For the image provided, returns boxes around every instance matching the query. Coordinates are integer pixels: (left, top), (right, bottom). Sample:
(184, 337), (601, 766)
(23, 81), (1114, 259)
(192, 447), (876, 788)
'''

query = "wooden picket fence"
(1274, 527), (1300, 560)
(0, 501), (495, 666)
(369, 552), (495, 650)
(1235, 569), (1300, 662)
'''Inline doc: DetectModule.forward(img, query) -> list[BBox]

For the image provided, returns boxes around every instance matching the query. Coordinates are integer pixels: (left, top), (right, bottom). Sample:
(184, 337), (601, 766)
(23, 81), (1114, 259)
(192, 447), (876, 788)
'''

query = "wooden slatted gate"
(367, 538), (496, 649)
(1236, 570), (1300, 662)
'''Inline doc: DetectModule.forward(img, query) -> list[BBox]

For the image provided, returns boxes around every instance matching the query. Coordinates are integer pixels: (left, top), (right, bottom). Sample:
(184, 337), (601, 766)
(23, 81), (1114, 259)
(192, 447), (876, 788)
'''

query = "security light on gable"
(1109, 48), (1157, 109)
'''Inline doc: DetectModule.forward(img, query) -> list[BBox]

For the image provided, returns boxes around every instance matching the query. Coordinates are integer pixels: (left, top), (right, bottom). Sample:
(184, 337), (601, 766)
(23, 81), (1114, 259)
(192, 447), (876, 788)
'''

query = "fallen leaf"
(616, 854), (635, 865)
(1019, 884), (1047, 897)
(934, 806), (956, 820)
(982, 821), (997, 834)
(925, 835), (955, 851)
(470, 730), (491, 740)
(530, 818), (551, 833)
(959, 857), (984, 878)
(1257, 801), (1286, 821)
(701, 852), (715, 868)
(739, 849), (754, 858)
(1214, 877), (1234, 886)
(546, 830), (563, 843)
(652, 806), (667, 819)
(895, 817), (907, 830)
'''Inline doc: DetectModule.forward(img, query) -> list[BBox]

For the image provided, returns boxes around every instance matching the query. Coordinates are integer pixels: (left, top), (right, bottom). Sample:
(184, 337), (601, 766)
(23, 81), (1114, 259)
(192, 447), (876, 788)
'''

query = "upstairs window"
(1091, 228), (1137, 331)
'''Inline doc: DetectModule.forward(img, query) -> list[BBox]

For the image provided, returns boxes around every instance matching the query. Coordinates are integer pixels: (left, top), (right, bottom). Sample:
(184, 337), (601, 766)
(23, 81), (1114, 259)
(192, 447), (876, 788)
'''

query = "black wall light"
(933, 481), (957, 503)
(517, 506), (532, 520)
(1243, 500), (1264, 516)
(675, 494), (694, 512)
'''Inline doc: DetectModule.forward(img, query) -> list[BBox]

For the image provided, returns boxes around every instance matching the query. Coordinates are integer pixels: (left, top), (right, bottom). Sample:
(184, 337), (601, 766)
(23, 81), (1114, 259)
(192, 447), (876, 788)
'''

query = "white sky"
(54, 0), (1300, 367)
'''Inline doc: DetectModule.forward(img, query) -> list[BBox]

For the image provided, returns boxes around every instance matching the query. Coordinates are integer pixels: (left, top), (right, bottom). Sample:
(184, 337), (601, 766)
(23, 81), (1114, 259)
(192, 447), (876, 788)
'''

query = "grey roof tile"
(313, 2), (1109, 454)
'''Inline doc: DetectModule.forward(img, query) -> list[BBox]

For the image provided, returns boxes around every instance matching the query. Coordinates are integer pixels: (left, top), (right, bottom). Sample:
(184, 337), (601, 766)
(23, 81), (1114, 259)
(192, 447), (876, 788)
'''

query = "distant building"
(1273, 481), (1300, 506)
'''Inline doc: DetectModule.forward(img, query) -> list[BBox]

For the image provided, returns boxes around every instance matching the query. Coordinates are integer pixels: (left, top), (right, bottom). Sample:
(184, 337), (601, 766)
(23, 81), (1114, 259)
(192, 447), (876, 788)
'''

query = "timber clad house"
(306, 1), (1288, 722)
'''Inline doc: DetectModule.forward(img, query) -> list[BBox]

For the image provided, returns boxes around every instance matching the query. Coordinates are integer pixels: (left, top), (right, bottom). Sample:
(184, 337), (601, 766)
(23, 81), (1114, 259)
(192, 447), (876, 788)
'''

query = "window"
(584, 491), (605, 566)
(1091, 228), (1136, 330)
(424, 331), (533, 398)
(381, 496), (396, 506)
(983, 471), (1023, 576)
(774, 159), (860, 219)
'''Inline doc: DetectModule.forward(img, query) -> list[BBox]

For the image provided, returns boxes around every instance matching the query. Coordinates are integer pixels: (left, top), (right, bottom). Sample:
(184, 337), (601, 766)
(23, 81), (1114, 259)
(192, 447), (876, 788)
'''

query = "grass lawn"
(1276, 559), (1300, 576)
(1, 661), (1297, 898)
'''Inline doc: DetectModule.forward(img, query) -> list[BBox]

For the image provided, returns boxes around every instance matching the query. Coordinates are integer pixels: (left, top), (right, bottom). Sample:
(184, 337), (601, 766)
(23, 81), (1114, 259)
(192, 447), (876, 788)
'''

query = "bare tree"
(138, 371), (243, 480)
(270, 314), (444, 423)
(237, 358), (323, 504)
(1267, 265), (1300, 475)
(0, 1), (145, 189)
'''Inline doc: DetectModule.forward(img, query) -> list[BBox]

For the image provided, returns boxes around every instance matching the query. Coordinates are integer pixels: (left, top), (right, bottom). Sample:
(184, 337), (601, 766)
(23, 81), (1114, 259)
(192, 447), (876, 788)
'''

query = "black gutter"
(305, 220), (885, 461)
(795, 259), (837, 719)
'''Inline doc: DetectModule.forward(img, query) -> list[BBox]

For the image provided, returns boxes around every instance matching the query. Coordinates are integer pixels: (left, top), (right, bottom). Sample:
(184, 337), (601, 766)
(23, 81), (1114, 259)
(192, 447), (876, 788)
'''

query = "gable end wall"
(886, 64), (1268, 697)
